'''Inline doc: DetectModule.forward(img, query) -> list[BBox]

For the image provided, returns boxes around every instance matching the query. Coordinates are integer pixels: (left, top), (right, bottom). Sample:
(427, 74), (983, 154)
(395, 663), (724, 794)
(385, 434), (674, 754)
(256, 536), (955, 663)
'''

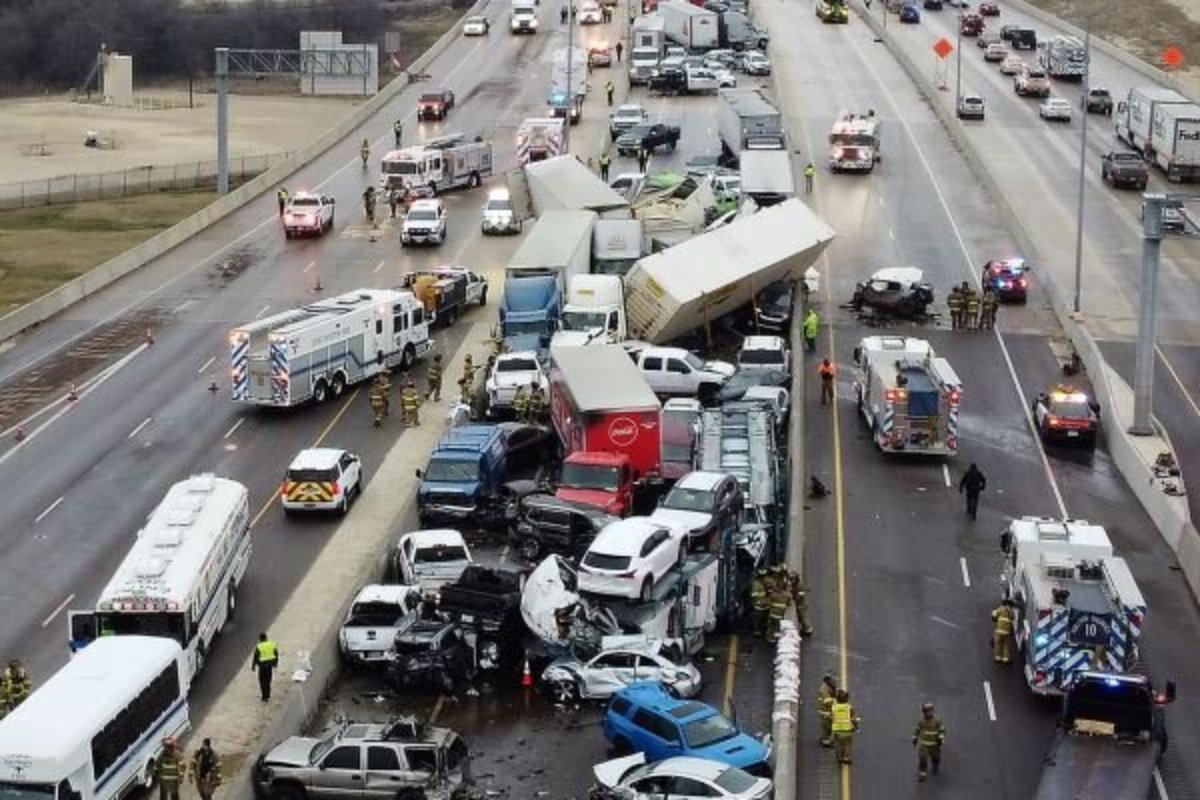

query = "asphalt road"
(749, 1), (1200, 798)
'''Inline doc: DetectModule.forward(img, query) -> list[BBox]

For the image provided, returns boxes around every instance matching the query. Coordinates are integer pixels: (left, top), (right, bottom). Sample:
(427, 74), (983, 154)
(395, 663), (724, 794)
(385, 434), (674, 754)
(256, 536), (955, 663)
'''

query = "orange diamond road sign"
(934, 38), (954, 59)
(1163, 46), (1184, 68)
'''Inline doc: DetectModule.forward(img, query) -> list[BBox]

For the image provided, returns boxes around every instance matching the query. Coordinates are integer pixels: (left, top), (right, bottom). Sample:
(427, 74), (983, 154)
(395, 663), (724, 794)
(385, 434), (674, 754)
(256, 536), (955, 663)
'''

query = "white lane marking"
(255, 304), (271, 319)
(0, 344), (147, 468)
(35, 496), (65, 523)
(930, 614), (961, 629)
(942, 464), (952, 488)
(960, 557), (971, 588)
(197, 356), (216, 374)
(128, 417), (153, 441)
(982, 680), (997, 721)
(223, 418), (245, 440)
(888, 228), (895, 240)
(1156, 343), (1200, 419)
(303, 260), (317, 273)
(373, 259), (386, 273)
(1154, 767), (1169, 800)
(41, 593), (75, 628)
(850, 34), (1067, 518)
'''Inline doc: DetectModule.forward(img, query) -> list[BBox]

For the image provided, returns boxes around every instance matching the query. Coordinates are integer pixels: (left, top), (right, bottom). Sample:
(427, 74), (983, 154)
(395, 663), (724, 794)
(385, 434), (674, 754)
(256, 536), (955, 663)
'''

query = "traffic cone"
(208, 379), (220, 393)
(14, 426), (26, 442)
(313, 270), (324, 292)
(521, 658), (534, 688)
(67, 383), (79, 402)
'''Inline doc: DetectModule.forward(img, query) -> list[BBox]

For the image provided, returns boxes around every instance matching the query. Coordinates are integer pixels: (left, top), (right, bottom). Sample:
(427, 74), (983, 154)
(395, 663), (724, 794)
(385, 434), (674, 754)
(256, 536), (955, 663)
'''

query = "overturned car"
(850, 266), (935, 319)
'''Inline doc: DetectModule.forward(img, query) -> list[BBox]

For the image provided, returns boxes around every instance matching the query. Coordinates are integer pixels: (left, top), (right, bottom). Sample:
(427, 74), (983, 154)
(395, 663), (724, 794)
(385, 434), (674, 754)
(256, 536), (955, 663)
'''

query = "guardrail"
(852, 0), (1200, 603)
(0, 1), (481, 345)
(0, 154), (291, 210)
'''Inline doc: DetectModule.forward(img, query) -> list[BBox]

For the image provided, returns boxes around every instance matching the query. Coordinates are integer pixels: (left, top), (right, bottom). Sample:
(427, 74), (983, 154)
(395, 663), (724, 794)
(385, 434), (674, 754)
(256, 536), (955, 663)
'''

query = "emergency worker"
(528, 381), (547, 422)
(512, 385), (530, 422)
(913, 703), (946, 781)
(369, 379), (389, 426)
(991, 599), (1015, 663)
(947, 284), (964, 330)
(156, 738), (184, 800)
(818, 673), (838, 747)
(749, 568), (770, 637)
(818, 359), (835, 405)
(191, 739), (222, 800)
(766, 565), (791, 642)
(788, 569), (815, 636)
(980, 288), (998, 330)
(803, 308), (820, 353)
(401, 378), (421, 427)
(426, 353), (444, 401)
(1, 660), (30, 711)
(963, 284), (981, 330)
(276, 187), (289, 216)
(831, 689), (860, 765)
(599, 151), (611, 181)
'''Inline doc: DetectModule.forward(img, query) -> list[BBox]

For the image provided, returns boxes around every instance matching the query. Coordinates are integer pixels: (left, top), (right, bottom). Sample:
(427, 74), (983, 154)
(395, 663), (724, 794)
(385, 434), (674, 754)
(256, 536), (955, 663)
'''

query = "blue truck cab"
(500, 275), (561, 355)
(417, 425), (509, 527)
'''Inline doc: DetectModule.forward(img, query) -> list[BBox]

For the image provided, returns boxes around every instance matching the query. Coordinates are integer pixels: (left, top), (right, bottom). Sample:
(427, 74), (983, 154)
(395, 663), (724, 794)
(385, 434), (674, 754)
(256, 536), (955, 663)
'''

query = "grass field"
(0, 190), (216, 313)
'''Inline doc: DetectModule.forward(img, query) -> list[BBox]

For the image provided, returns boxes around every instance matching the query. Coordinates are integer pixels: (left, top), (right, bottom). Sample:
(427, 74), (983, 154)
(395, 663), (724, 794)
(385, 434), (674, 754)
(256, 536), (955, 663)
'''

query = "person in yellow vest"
(803, 162), (816, 194)
(947, 284), (964, 330)
(991, 600), (1015, 663)
(156, 738), (184, 800)
(251, 632), (279, 702)
(1, 660), (31, 711)
(191, 738), (222, 800)
(963, 285), (981, 330)
(980, 287), (998, 330)
(527, 382), (547, 423)
(401, 378), (421, 427)
(512, 385), (530, 423)
(426, 354), (444, 401)
(817, 673), (838, 747)
(830, 689), (860, 765)
(913, 702), (946, 781)
(276, 187), (289, 217)
(598, 151), (611, 182)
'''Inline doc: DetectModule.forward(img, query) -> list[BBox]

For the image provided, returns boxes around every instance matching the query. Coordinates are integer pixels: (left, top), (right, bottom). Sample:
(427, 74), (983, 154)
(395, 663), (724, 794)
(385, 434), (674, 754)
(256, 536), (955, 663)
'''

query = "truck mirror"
(999, 530), (1012, 553)
(328, 197), (336, 205)
(415, 469), (424, 479)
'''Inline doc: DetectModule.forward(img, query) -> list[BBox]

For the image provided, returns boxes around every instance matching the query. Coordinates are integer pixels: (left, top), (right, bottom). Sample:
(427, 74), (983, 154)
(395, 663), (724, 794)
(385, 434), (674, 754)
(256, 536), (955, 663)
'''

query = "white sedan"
(594, 755), (773, 800)
(578, 517), (686, 600)
(462, 15), (489, 35)
(282, 191), (335, 238)
(999, 55), (1024, 75)
(541, 637), (702, 702)
(1039, 97), (1073, 122)
(742, 51), (772, 76)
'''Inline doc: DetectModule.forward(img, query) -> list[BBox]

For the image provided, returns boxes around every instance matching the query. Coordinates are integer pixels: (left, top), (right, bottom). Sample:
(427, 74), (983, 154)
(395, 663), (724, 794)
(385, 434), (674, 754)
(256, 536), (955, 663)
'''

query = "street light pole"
(564, 4), (574, 154)
(1130, 193), (1165, 436)
(955, 2), (963, 107)
(1071, 22), (1091, 313)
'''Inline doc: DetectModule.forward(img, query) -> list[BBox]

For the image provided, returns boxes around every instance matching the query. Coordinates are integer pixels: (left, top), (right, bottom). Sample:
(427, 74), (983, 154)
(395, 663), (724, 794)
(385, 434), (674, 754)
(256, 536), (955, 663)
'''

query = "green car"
(817, 0), (849, 23)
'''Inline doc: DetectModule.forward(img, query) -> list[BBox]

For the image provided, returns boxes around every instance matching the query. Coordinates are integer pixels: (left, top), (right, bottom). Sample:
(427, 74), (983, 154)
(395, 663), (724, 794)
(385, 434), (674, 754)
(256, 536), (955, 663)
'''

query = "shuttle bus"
(68, 474), (251, 687)
(0, 636), (189, 800)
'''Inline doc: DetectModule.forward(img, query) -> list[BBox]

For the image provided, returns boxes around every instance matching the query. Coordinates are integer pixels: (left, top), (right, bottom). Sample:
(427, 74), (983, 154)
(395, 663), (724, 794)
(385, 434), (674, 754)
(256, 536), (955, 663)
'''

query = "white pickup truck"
(631, 345), (735, 400)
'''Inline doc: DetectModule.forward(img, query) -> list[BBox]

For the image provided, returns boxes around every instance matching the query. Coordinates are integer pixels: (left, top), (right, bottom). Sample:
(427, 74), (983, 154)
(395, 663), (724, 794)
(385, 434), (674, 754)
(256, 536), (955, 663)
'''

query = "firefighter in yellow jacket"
(913, 703), (946, 781)
(992, 600), (1015, 663)
(830, 689), (860, 765)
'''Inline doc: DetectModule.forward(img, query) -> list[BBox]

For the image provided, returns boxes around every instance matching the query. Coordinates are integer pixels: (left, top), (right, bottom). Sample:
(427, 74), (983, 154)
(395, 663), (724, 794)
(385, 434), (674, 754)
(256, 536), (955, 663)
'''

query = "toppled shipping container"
(509, 155), (631, 220)
(624, 198), (835, 344)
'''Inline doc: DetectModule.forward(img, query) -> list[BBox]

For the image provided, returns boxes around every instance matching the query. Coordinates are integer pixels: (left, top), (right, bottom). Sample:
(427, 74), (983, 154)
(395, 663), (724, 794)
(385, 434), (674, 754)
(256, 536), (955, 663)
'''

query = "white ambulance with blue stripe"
(999, 516), (1146, 696)
(229, 289), (433, 408)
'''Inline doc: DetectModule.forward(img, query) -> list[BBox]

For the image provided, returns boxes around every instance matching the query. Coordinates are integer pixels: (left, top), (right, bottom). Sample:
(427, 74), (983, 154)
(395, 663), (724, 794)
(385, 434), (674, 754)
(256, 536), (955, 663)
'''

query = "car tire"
(551, 679), (580, 705)
(271, 784), (307, 800)
(520, 536), (542, 562)
(480, 285), (489, 305)
(639, 576), (654, 601)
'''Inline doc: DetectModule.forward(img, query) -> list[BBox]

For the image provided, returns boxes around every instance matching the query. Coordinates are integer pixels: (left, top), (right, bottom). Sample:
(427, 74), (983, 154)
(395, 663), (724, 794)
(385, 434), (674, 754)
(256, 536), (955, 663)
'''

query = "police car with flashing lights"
(981, 258), (1030, 302)
(1031, 385), (1100, 447)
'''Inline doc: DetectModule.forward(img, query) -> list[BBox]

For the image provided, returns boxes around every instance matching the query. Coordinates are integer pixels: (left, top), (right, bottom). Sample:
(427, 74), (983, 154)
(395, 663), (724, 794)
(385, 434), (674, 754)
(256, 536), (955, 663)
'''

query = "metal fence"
(0, 152), (292, 210)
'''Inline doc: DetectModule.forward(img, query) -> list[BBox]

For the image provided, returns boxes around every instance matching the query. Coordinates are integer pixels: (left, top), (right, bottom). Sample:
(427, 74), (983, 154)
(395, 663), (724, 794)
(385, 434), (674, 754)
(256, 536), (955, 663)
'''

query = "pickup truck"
(417, 89), (456, 120)
(610, 104), (650, 138)
(632, 346), (735, 401)
(1100, 151), (1149, 190)
(615, 123), (683, 156)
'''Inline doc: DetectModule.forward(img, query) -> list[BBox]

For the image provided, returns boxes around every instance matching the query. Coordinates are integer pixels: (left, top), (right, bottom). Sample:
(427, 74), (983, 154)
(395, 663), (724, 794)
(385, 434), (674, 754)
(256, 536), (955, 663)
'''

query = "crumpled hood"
(521, 555), (579, 644)
(262, 737), (320, 768)
(703, 360), (736, 379)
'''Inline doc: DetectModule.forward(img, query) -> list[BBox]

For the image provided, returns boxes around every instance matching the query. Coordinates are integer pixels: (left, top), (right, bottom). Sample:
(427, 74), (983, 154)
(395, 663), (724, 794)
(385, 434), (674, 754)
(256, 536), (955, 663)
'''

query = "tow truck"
(1031, 385), (1100, 448)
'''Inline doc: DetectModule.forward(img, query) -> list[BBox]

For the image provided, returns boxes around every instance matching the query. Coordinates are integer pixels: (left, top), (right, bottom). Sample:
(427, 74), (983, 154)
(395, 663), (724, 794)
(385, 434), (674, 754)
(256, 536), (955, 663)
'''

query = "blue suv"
(602, 682), (771, 775)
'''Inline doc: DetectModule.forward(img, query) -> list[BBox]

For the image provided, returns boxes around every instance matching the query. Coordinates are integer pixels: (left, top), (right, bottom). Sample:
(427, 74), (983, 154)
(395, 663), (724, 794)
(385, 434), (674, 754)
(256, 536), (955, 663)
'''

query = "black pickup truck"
(1101, 151), (1149, 190)
(438, 566), (525, 673)
(615, 123), (682, 156)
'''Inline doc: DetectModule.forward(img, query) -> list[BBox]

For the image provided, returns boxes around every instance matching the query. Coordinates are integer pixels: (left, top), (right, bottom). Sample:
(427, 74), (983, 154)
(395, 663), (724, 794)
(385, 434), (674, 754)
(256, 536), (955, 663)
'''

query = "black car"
(981, 258), (1030, 302)
(851, 268), (935, 318)
(923, 0), (943, 8)
(1031, 385), (1099, 447)
(386, 617), (473, 692)
(616, 123), (682, 156)
(717, 368), (790, 403)
(497, 422), (559, 474)
(754, 280), (795, 332)
(648, 67), (688, 96)
(509, 494), (617, 561)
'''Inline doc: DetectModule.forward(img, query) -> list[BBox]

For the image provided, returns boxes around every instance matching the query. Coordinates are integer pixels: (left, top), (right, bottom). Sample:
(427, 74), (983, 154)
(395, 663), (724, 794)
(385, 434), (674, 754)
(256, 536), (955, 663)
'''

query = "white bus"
(0, 636), (189, 800)
(68, 474), (251, 687)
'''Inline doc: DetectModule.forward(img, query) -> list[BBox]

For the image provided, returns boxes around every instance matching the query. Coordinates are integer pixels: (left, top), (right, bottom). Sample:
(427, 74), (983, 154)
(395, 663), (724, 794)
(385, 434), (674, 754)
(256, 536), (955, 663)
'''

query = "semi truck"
(630, 15), (667, 84)
(552, 274), (628, 349)
(740, 149), (795, 206)
(516, 117), (566, 165)
(624, 198), (835, 344)
(500, 276), (561, 354)
(521, 156), (630, 218)
(660, 2), (719, 49)
(717, 88), (785, 163)
(549, 345), (663, 516)
(506, 209), (596, 298)
(593, 218), (644, 275)
(852, 336), (962, 456)
(416, 425), (515, 529)
(999, 516), (1146, 695)
(719, 11), (770, 50)
(1149, 102), (1200, 182)
(379, 134), (493, 194)
(1038, 35), (1087, 79)
(1034, 671), (1175, 800)
(230, 289), (433, 408)
(1116, 86), (1190, 156)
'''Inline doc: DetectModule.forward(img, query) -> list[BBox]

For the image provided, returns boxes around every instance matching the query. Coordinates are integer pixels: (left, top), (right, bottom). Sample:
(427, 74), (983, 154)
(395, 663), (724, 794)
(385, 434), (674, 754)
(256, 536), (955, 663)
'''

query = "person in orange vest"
(818, 359), (836, 405)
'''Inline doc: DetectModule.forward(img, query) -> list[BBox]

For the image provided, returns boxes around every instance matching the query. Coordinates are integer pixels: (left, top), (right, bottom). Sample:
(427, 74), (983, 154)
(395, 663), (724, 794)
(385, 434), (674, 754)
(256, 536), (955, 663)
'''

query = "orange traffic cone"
(521, 658), (534, 688)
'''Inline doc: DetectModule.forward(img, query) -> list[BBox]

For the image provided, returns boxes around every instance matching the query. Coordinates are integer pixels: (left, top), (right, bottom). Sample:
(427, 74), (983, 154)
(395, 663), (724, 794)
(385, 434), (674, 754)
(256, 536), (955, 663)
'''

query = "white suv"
(578, 517), (687, 600)
(281, 447), (362, 515)
(401, 198), (447, 247)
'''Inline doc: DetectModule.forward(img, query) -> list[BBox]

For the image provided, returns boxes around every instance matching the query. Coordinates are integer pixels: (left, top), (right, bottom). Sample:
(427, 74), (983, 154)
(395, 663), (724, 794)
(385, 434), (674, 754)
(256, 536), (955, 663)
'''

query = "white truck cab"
(552, 274), (628, 348)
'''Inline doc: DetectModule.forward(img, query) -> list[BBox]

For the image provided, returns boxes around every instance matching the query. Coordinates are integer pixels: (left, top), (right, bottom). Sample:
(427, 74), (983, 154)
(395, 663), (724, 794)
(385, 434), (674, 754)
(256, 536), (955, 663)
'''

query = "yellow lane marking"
(248, 387), (361, 529)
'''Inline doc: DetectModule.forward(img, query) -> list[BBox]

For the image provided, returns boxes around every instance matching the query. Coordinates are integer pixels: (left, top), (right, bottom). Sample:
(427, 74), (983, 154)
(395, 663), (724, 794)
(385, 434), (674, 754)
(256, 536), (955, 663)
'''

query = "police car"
(281, 447), (363, 515)
(283, 191), (336, 238)
(981, 258), (1030, 302)
(1031, 385), (1100, 447)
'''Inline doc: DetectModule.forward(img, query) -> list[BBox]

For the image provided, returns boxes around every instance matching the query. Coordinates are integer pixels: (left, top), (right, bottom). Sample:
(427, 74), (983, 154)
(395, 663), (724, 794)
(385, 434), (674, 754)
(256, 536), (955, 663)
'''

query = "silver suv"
(254, 718), (470, 800)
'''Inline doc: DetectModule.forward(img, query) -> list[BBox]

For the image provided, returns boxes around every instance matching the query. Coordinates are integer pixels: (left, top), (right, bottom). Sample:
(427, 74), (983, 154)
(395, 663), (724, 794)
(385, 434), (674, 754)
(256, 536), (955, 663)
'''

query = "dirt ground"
(0, 191), (216, 312)
(1027, 0), (1200, 94)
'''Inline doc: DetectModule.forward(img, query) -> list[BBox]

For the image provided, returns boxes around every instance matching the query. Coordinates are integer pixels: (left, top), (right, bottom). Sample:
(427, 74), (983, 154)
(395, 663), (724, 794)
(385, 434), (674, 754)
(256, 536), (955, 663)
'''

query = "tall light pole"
(1130, 193), (1165, 436)
(1071, 21), (1091, 313)
(955, 1), (963, 107)
(564, 2), (575, 153)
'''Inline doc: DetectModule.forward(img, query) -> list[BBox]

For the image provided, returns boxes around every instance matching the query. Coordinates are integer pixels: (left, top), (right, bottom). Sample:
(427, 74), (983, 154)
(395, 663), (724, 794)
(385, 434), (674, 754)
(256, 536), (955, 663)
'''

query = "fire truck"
(516, 118), (566, 165)
(380, 133), (493, 194)
(829, 111), (882, 173)
(852, 336), (962, 456)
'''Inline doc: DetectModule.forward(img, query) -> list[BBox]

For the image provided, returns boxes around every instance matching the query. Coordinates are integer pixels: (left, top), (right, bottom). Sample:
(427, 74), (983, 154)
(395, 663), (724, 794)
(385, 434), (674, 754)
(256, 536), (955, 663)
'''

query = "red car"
(979, 2), (999, 14)
(960, 13), (984, 34)
(417, 89), (456, 121)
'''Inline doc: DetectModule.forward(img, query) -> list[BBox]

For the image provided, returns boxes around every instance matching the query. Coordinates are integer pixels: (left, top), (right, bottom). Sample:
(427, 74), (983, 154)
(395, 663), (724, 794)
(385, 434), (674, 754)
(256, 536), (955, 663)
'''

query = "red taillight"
(949, 390), (961, 404)
(886, 389), (907, 403)
(1048, 416), (1061, 427)
(1018, 278), (1027, 288)
(1034, 669), (1046, 685)
(331, 480), (341, 496)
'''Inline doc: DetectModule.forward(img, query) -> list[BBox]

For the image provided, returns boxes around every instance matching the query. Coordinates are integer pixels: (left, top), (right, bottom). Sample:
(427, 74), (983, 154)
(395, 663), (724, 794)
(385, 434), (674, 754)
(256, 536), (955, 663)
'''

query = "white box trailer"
(739, 150), (795, 206)
(510, 154), (631, 220)
(1149, 102), (1200, 182)
(624, 198), (835, 343)
(230, 289), (433, 407)
(1116, 86), (1189, 154)
(717, 88), (785, 160)
(507, 209), (597, 297)
(660, 1), (719, 49)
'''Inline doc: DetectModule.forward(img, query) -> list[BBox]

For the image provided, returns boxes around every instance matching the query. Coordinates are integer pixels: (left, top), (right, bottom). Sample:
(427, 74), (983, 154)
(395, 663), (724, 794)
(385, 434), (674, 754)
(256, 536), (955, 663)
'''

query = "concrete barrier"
(0, 0), (486, 346)
(852, 1), (1200, 603)
(1001, 0), (1200, 102)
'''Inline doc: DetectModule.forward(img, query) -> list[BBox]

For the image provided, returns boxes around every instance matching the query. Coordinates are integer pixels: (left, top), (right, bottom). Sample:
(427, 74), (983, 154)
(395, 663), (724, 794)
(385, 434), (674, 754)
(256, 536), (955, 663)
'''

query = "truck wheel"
(401, 345), (416, 370)
(445, 306), (458, 326)
(468, 172), (480, 188)
(479, 285), (488, 305)
(313, 379), (329, 403)
(331, 373), (346, 398)
(521, 536), (542, 562)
